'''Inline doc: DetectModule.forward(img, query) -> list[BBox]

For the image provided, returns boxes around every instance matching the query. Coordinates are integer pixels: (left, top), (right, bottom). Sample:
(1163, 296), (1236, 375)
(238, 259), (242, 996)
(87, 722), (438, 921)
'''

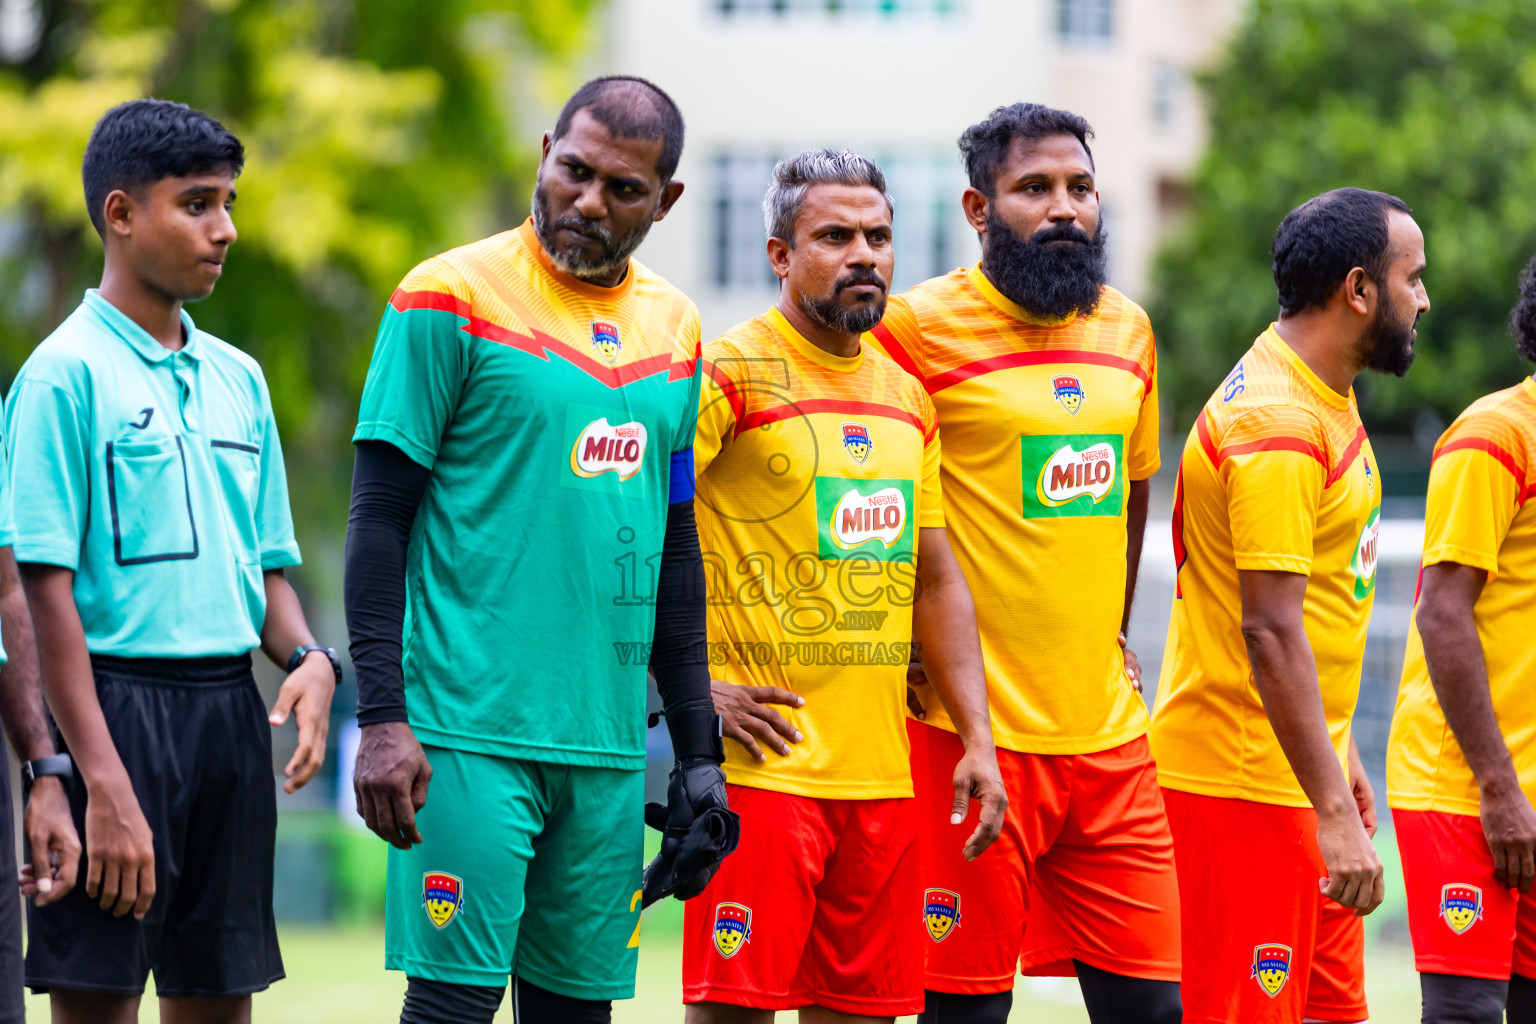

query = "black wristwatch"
(21, 753), (73, 797)
(288, 644), (342, 685)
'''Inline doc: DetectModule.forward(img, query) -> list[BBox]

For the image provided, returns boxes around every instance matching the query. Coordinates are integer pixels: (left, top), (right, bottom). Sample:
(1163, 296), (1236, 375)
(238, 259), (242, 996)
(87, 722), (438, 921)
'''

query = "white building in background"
(597, 0), (1244, 340)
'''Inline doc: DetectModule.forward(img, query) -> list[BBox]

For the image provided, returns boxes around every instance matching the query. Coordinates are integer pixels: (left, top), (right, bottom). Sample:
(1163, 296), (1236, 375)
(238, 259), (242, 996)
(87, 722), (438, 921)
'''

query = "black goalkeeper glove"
(641, 712), (740, 908)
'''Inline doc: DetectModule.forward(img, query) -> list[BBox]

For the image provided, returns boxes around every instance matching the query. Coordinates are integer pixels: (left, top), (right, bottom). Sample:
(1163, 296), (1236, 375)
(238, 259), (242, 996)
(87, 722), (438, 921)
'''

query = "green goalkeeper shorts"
(384, 745), (645, 999)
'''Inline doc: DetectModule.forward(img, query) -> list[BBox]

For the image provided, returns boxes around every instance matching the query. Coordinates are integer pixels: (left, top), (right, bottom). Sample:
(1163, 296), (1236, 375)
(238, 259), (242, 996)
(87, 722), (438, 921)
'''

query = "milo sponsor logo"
(1038, 441), (1118, 507)
(570, 417), (648, 481)
(831, 486), (907, 550)
(1019, 434), (1125, 519)
(814, 477), (916, 562)
(1353, 507), (1381, 601)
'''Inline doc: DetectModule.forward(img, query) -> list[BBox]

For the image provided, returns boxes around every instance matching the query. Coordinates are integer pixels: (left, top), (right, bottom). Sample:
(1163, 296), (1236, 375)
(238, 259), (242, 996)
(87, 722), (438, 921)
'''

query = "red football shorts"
(1163, 788), (1367, 1023)
(681, 783), (923, 1015)
(1396, 807), (1536, 980)
(909, 720), (1181, 993)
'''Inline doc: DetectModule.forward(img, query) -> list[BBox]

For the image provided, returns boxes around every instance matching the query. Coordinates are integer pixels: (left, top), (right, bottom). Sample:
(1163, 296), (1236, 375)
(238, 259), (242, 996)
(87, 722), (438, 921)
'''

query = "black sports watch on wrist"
(21, 753), (73, 797)
(287, 644), (342, 685)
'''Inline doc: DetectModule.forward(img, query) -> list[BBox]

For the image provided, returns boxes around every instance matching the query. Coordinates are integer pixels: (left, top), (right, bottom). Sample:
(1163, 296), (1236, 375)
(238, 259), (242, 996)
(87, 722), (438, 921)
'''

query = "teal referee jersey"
(5, 289), (301, 657)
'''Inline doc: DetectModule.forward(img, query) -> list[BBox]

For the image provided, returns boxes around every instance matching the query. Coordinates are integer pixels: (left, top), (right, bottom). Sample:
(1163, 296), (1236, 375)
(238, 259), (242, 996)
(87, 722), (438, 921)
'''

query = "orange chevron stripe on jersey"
(694, 306), (942, 800)
(1152, 326), (1381, 807)
(1390, 377), (1536, 815)
(387, 219), (699, 387)
(868, 264), (1159, 756)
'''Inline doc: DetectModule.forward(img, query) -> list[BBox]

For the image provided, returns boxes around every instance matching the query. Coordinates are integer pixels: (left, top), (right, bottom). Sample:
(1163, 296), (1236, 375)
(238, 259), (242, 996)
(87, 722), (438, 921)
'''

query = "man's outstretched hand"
(354, 721), (432, 849)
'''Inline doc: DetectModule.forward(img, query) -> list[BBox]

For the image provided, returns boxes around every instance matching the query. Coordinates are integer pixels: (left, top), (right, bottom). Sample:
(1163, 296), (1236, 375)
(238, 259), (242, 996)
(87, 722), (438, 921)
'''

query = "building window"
(712, 0), (961, 18)
(1152, 62), (1186, 132)
(709, 151), (976, 294)
(1055, 0), (1112, 43)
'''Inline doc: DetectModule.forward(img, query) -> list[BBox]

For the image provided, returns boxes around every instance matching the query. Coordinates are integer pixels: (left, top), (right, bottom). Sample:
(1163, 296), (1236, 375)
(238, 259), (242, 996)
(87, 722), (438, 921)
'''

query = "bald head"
(552, 76), (685, 183)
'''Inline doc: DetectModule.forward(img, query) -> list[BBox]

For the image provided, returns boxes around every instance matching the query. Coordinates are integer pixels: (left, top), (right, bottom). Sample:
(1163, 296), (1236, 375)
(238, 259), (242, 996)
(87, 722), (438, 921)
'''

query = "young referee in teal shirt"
(6, 100), (338, 1024)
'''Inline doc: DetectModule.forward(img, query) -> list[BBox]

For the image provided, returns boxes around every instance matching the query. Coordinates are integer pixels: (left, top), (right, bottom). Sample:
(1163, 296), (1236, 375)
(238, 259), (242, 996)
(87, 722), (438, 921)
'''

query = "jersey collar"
(967, 262), (1080, 328)
(82, 289), (204, 364)
(518, 218), (638, 304)
(1260, 325), (1351, 411)
(765, 305), (864, 373)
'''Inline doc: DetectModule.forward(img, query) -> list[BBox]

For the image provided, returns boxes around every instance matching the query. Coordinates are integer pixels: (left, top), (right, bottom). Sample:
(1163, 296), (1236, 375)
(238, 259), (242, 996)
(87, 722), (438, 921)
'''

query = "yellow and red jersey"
(869, 264), (1159, 755)
(1388, 377), (1536, 814)
(1150, 327), (1381, 807)
(695, 307), (943, 800)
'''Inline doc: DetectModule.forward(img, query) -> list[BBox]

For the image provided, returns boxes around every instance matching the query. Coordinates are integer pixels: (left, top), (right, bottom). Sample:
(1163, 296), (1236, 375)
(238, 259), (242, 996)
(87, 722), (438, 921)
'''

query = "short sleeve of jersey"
(1219, 405), (1329, 575)
(868, 295), (927, 384)
(253, 374), (302, 569)
(694, 339), (743, 477)
(353, 259), (470, 469)
(5, 378), (89, 570)
(0, 421), (14, 550)
(1127, 330), (1161, 481)
(918, 389), (944, 528)
(1422, 417), (1529, 578)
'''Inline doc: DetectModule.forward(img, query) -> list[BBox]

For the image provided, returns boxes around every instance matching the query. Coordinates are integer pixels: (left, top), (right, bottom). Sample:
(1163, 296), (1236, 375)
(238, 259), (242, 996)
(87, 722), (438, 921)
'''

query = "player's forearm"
(1121, 477), (1150, 633)
(259, 570), (317, 669)
(0, 549), (56, 762)
(1418, 567), (1518, 795)
(914, 529), (993, 751)
(345, 441), (430, 726)
(1245, 621), (1353, 819)
(19, 564), (126, 789)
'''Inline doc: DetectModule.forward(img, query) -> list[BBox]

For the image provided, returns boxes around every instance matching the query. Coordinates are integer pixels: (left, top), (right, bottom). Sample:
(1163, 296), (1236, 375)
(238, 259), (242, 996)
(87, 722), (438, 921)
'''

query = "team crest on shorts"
(1053, 374), (1085, 415)
(923, 888), (960, 942)
(842, 422), (873, 464)
(422, 871), (464, 930)
(1441, 883), (1484, 934)
(591, 320), (622, 365)
(1251, 943), (1292, 998)
(713, 902), (752, 958)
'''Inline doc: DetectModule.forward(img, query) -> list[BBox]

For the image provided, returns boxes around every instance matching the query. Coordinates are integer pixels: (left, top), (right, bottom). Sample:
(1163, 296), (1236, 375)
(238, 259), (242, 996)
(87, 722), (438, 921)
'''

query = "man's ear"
(765, 236), (792, 281)
(654, 180), (685, 222)
(961, 186), (990, 236)
(1343, 266), (1374, 317)
(102, 189), (135, 240)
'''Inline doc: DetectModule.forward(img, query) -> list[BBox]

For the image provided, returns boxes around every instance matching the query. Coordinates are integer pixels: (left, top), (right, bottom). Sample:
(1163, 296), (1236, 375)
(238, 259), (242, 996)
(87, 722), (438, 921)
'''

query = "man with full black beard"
(869, 104), (1182, 1024)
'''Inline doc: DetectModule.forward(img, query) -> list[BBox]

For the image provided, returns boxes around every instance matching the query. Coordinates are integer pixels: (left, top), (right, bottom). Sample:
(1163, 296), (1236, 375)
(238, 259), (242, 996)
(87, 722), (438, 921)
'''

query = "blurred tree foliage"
(0, 0), (594, 551)
(1151, 0), (1536, 433)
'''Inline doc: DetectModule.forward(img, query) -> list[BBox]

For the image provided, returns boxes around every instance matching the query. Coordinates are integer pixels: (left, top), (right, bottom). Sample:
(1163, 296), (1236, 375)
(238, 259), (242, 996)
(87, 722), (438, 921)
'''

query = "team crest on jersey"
(1440, 883), (1483, 934)
(422, 871), (464, 930)
(1364, 458), (1375, 497)
(1052, 374), (1085, 415)
(923, 888), (960, 942)
(713, 902), (752, 958)
(1251, 943), (1292, 998)
(842, 422), (873, 464)
(590, 320), (622, 365)
(570, 417), (648, 481)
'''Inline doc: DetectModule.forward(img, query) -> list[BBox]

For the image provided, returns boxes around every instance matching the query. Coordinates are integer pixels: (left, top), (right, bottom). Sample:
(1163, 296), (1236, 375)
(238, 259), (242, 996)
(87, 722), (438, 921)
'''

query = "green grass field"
(22, 925), (1426, 1023)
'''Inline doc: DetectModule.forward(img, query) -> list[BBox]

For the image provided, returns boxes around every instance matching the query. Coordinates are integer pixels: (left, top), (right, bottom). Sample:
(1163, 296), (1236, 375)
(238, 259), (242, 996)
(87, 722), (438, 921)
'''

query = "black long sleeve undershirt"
(344, 439), (715, 757)
(345, 440), (430, 726)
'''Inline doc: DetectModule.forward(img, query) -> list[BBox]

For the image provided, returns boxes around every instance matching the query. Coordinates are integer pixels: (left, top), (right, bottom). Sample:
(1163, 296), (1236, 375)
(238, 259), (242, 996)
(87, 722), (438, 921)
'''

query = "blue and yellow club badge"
(842, 422), (872, 465)
(1251, 943), (1291, 998)
(422, 871), (464, 930)
(924, 888), (960, 943)
(1441, 883), (1483, 935)
(713, 902), (752, 959)
(1053, 374), (1085, 415)
(591, 319), (622, 365)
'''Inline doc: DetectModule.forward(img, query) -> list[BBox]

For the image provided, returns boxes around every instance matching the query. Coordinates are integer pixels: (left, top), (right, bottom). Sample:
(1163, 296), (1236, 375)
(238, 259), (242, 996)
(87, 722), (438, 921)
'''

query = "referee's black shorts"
(25, 653), (284, 998)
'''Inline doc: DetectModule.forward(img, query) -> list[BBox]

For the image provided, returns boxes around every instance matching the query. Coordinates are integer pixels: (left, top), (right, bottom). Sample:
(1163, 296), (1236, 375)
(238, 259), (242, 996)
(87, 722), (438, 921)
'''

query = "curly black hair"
(1509, 254), (1536, 365)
